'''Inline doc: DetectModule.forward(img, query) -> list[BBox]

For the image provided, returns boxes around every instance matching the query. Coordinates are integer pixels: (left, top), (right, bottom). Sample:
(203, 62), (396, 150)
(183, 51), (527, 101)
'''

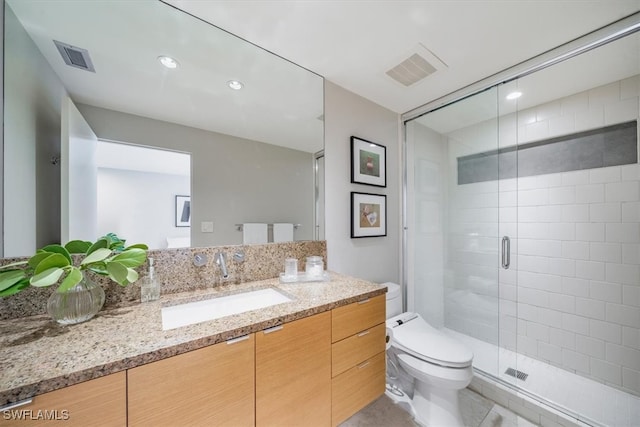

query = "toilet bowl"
(383, 283), (474, 427)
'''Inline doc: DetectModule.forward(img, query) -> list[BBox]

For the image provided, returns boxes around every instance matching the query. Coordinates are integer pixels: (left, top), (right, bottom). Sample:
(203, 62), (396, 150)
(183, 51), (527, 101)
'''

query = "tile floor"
(340, 388), (539, 427)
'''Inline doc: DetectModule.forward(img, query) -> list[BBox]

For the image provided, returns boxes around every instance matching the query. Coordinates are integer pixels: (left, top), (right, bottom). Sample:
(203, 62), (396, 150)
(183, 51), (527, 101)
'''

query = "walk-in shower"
(404, 13), (640, 427)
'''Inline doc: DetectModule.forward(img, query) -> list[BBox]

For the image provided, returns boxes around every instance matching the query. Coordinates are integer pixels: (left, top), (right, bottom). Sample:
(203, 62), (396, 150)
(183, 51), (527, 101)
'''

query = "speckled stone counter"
(0, 272), (386, 406)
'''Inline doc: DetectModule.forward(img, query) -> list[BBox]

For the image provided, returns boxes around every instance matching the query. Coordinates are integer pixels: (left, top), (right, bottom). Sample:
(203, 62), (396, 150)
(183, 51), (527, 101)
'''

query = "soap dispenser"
(140, 257), (160, 302)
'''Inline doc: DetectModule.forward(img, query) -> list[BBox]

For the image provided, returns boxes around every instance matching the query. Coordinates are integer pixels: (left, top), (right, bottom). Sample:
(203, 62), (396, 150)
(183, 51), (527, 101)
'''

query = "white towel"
(166, 237), (191, 248)
(242, 223), (268, 244)
(273, 223), (294, 242)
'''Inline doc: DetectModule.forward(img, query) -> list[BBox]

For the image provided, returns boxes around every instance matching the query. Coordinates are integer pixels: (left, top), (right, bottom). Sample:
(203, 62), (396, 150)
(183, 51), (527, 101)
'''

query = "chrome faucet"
(215, 252), (229, 279)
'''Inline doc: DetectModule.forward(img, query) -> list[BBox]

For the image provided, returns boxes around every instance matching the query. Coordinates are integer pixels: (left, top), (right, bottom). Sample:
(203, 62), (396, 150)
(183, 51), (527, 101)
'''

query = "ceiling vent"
(385, 43), (447, 87)
(54, 40), (95, 72)
(386, 53), (437, 87)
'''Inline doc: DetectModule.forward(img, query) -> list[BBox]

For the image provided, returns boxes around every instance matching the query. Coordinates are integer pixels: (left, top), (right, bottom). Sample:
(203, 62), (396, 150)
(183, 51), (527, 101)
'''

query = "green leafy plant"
(0, 233), (148, 297)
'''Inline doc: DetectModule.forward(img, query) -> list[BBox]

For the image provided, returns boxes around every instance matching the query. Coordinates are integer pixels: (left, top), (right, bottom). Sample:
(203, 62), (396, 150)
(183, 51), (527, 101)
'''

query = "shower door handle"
(502, 236), (511, 269)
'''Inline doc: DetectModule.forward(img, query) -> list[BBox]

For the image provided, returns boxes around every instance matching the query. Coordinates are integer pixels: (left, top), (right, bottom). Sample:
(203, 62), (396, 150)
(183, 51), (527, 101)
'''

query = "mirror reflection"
(3, 0), (324, 256)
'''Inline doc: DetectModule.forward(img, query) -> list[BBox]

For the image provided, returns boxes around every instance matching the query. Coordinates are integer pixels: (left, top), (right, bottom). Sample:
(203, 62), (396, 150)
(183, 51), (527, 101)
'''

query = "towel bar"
(235, 224), (301, 231)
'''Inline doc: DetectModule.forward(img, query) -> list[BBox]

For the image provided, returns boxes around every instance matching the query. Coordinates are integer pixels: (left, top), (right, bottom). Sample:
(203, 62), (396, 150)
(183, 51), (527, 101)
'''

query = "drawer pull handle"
(263, 325), (283, 334)
(357, 361), (370, 369)
(357, 299), (370, 305)
(226, 335), (250, 345)
(0, 398), (33, 411)
(357, 330), (370, 337)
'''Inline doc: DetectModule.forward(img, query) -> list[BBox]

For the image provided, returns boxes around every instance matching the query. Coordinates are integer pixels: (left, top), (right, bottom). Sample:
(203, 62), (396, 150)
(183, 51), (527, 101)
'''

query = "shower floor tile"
(444, 327), (640, 426)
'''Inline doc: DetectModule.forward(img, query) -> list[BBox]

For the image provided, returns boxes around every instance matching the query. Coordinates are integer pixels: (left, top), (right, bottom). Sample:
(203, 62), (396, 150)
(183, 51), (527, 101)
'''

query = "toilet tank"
(383, 282), (402, 318)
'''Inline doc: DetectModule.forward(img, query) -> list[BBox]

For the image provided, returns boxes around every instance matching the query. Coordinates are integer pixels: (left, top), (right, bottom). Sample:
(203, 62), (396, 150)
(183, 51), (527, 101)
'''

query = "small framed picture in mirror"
(175, 195), (191, 227)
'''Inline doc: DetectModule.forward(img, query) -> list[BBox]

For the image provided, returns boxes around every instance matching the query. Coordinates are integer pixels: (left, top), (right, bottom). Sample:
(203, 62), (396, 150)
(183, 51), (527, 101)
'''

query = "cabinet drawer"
(332, 323), (385, 377)
(128, 334), (255, 427)
(256, 311), (331, 427)
(332, 294), (385, 343)
(331, 351), (385, 426)
(0, 372), (126, 427)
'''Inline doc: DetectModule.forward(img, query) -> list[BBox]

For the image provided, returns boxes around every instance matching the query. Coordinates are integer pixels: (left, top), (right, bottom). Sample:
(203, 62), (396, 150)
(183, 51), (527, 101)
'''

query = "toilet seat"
(397, 353), (474, 389)
(387, 313), (473, 368)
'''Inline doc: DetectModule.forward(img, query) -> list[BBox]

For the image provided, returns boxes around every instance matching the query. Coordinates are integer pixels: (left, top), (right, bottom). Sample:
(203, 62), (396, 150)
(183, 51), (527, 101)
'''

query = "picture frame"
(350, 136), (386, 187)
(175, 195), (191, 227)
(351, 192), (387, 238)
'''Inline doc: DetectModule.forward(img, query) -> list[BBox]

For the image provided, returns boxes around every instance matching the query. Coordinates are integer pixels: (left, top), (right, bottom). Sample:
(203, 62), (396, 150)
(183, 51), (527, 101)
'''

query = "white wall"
(63, 98), (98, 243)
(324, 81), (400, 284)
(3, 4), (65, 256)
(1, 0), (4, 257)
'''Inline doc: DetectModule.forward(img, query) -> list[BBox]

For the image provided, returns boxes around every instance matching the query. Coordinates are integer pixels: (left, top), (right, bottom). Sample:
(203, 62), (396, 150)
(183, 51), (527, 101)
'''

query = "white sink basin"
(161, 288), (293, 330)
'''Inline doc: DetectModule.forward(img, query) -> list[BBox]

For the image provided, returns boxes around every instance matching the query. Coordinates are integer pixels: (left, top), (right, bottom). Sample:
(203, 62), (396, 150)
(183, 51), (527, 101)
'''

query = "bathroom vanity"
(0, 273), (386, 426)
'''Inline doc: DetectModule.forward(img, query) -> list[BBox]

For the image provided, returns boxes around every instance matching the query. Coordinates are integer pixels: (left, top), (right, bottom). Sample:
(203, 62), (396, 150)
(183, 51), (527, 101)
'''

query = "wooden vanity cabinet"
(127, 334), (255, 427)
(256, 311), (331, 427)
(0, 371), (126, 426)
(331, 294), (386, 426)
(1, 293), (386, 427)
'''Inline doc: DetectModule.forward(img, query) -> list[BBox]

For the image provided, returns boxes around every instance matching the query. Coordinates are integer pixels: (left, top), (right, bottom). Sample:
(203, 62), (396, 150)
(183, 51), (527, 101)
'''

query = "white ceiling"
(166, 0), (640, 114)
(9, 0), (639, 153)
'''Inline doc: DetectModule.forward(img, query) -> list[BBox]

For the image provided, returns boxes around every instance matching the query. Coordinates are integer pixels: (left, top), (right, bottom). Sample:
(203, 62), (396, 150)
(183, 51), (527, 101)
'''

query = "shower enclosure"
(404, 14), (640, 426)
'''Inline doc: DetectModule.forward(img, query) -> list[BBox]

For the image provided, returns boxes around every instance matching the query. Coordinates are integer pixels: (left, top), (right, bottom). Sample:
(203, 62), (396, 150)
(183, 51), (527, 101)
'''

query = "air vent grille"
(54, 40), (95, 72)
(386, 53), (437, 87)
(505, 367), (528, 381)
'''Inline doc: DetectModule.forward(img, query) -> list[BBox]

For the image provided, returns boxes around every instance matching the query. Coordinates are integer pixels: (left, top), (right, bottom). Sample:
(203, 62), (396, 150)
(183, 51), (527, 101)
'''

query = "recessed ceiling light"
(227, 80), (244, 90)
(158, 56), (179, 69)
(506, 91), (522, 100)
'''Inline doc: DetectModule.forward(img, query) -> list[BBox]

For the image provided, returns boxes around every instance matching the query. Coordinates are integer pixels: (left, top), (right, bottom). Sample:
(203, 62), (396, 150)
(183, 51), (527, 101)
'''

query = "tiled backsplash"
(0, 240), (326, 320)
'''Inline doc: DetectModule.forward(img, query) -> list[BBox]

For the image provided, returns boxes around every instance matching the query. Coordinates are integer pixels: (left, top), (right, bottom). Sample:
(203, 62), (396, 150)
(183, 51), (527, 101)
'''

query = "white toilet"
(384, 282), (474, 427)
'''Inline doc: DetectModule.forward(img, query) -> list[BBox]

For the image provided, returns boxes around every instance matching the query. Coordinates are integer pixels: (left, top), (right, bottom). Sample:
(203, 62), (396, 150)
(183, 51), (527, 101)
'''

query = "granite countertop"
(0, 272), (386, 406)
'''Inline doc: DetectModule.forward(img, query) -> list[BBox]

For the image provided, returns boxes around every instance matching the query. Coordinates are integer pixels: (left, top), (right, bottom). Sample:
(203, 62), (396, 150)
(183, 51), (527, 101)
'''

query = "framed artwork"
(350, 136), (386, 187)
(351, 192), (387, 238)
(175, 195), (191, 227)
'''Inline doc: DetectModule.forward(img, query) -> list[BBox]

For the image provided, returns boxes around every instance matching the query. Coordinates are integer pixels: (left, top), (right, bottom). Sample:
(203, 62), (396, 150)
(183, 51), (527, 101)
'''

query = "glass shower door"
(405, 86), (503, 380)
(405, 14), (640, 426)
(505, 30), (640, 425)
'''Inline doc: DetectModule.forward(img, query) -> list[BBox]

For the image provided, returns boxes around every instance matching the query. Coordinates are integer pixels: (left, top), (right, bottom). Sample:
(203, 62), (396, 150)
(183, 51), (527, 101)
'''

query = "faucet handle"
(233, 250), (245, 263)
(193, 253), (208, 267)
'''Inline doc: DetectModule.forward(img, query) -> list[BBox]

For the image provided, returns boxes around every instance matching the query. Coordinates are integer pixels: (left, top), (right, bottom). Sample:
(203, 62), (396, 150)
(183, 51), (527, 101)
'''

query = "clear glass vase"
(47, 273), (106, 325)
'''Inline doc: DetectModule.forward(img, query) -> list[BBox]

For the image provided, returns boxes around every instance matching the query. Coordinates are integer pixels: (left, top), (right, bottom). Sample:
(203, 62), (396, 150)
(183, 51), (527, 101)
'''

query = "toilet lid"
(388, 313), (473, 368)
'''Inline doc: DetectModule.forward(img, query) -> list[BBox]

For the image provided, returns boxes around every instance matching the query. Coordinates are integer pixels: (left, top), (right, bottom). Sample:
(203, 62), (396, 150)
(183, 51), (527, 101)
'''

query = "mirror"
(3, 0), (324, 256)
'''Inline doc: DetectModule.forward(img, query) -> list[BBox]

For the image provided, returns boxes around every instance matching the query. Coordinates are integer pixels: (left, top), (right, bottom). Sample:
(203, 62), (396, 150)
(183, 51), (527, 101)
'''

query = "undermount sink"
(161, 288), (293, 330)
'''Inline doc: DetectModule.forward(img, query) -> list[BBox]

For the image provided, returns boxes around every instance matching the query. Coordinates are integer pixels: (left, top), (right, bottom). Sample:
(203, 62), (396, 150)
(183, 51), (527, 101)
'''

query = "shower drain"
(505, 367), (529, 381)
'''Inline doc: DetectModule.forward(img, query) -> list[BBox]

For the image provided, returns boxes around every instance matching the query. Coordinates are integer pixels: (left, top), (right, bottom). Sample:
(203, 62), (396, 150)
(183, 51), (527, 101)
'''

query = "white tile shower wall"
(445, 76), (640, 396)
